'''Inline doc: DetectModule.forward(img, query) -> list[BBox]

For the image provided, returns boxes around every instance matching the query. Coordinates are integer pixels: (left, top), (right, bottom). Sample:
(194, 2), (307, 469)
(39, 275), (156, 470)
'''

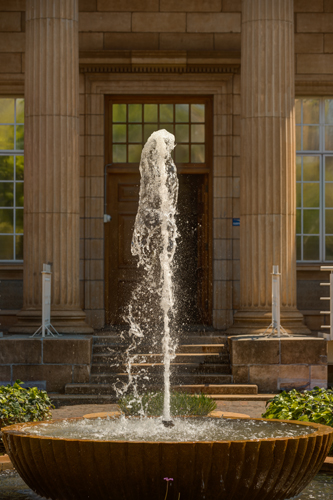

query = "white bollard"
(262, 265), (289, 337)
(31, 264), (60, 337)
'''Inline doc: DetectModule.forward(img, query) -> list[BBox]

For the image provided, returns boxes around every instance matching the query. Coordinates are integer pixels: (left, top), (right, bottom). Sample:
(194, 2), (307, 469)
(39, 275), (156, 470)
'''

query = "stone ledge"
(229, 335), (327, 392)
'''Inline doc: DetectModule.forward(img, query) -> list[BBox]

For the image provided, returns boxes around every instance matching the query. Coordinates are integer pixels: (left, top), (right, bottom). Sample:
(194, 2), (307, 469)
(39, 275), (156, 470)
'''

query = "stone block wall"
(229, 336), (328, 393)
(0, 0), (332, 332)
(0, 337), (92, 392)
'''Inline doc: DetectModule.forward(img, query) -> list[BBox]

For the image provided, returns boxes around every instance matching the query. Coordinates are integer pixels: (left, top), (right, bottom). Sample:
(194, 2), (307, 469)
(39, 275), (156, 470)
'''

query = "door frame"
(104, 94), (213, 325)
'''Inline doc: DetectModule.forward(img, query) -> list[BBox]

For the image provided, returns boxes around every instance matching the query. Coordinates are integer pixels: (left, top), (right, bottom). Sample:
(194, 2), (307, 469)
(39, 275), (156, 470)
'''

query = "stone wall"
(0, 336), (92, 392)
(0, 0), (333, 332)
(229, 336), (328, 393)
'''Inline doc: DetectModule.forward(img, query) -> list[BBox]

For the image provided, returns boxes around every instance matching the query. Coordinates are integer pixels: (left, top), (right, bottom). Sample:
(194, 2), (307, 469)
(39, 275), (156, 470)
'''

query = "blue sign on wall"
(232, 218), (240, 226)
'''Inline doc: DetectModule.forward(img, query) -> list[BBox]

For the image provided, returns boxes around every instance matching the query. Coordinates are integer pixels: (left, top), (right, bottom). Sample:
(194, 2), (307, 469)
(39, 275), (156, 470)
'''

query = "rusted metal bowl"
(2, 416), (333, 500)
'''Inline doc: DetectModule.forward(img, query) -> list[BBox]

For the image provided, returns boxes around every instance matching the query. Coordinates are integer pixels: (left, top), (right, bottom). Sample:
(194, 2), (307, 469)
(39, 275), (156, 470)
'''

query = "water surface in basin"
(21, 417), (315, 442)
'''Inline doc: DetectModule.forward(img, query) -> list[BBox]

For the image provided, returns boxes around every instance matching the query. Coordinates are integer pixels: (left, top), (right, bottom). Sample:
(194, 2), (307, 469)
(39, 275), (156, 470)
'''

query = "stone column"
(231, 0), (309, 334)
(12, 0), (93, 333)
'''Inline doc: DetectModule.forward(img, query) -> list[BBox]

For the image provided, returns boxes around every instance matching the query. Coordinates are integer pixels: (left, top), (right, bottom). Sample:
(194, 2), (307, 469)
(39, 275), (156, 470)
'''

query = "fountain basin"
(2, 416), (333, 500)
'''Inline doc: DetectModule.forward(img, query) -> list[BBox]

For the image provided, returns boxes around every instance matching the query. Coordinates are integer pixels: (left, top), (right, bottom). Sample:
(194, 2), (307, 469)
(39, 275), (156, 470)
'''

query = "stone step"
(92, 353), (229, 364)
(65, 382), (256, 396)
(91, 363), (231, 375)
(93, 343), (228, 354)
(92, 335), (228, 346)
(52, 392), (271, 406)
(172, 384), (258, 395)
(89, 373), (233, 385)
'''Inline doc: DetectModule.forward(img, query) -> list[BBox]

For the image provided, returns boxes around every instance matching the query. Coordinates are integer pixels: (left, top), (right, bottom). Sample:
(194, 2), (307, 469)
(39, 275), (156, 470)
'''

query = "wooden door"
(105, 174), (140, 324)
(104, 96), (213, 326)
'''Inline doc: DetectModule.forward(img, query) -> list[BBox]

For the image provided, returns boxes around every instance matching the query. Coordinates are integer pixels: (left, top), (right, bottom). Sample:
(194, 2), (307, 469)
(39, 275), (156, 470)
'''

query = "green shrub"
(0, 380), (54, 428)
(118, 391), (217, 417)
(262, 387), (333, 454)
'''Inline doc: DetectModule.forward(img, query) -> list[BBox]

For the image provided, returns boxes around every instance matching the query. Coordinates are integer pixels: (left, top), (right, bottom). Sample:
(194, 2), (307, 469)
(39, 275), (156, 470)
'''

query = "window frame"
(0, 97), (24, 263)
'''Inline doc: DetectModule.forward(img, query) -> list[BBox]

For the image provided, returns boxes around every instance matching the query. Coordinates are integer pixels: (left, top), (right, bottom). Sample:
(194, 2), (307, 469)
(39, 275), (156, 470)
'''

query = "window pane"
(175, 145), (189, 163)
(296, 156), (302, 181)
(128, 124), (142, 143)
(191, 144), (205, 163)
(16, 99), (24, 124)
(326, 210), (333, 234)
(0, 182), (13, 207)
(160, 123), (174, 134)
(113, 144), (126, 162)
(303, 126), (319, 150)
(113, 124), (126, 143)
(0, 208), (13, 232)
(326, 236), (333, 260)
(0, 125), (14, 149)
(191, 104), (205, 123)
(175, 104), (189, 123)
(326, 157), (333, 181)
(303, 99), (320, 124)
(303, 209), (319, 234)
(15, 234), (23, 259)
(160, 104), (173, 123)
(175, 124), (189, 143)
(303, 183), (319, 207)
(16, 125), (24, 150)
(296, 99), (301, 124)
(296, 209), (301, 233)
(191, 124), (205, 143)
(303, 156), (320, 181)
(296, 235), (302, 260)
(16, 156), (24, 180)
(296, 183), (302, 207)
(16, 208), (23, 233)
(0, 156), (14, 180)
(144, 124), (157, 142)
(128, 104), (142, 123)
(113, 104), (126, 122)
(325, 126), (333, 151)
(325, 100), (333, 124)
(326, 184), (333, 207)
(303, 235), (320, 260)
(16, 183), (24, 207)
(0, 99), (14, 123)
(128, 145), (142, 163)
(0, 235), (13, 259)
(296, 126), (301, 151)
(144, 104), (157, 122)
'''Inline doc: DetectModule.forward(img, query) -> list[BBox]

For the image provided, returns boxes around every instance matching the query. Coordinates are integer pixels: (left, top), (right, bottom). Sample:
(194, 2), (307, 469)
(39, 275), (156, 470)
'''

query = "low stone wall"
(0, 336), (92, 392)
(228, 336), (327, 393)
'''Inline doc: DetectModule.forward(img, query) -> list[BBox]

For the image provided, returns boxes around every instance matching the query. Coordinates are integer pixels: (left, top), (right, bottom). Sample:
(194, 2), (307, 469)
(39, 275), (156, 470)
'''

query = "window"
(296, 98), (333, 262)
(111, 102), (206, 164)
(0, 98), (24, 261)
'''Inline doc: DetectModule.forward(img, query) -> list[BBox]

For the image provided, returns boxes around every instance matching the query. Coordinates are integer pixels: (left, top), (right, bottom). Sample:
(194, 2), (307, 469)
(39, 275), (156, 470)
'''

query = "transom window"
(111, 102), (206, 164)
(0, 98), (24, 261)
(296, 98), (333, 262)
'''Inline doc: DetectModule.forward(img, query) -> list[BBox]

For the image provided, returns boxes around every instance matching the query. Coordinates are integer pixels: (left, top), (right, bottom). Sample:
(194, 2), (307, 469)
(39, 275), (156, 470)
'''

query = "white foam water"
(119, 130), (179, 422)
(22, 417), (315, 442)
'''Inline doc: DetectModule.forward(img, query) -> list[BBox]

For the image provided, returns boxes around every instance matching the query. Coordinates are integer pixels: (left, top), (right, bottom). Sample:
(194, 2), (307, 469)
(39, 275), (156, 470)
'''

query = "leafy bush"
(118, 391), (217, 417)
(262, 387), (333, 425)
(0, 380), (54, 428)
(262, 387), (333, 455)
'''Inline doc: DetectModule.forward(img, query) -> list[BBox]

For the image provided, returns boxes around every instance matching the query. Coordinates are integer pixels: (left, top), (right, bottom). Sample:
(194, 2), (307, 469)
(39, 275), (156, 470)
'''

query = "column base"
(226, 310), (312, 336)
(9, 308), (94, 335)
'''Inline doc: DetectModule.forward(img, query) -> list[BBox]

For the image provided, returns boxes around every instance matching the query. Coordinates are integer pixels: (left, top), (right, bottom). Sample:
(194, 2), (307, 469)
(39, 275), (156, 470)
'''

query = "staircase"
(61, 332), (258, 404)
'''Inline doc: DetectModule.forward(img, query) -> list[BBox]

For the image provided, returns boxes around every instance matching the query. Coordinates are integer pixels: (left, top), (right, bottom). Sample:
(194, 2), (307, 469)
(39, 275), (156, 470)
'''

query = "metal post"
(31, 264), (60, 337)
(262, 265), (289, 337)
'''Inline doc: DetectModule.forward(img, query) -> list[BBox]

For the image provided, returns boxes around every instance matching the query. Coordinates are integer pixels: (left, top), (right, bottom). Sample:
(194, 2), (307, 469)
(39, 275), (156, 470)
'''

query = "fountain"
(2, 130), (333, 500)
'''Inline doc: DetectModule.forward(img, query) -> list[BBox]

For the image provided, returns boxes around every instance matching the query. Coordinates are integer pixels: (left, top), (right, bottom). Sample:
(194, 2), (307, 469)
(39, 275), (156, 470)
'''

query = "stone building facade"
(0, 0), (332, 338)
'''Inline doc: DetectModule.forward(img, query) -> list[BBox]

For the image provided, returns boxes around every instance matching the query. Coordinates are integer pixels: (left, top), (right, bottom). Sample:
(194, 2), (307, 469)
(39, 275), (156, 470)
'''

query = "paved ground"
(52, 400), (268, 420)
